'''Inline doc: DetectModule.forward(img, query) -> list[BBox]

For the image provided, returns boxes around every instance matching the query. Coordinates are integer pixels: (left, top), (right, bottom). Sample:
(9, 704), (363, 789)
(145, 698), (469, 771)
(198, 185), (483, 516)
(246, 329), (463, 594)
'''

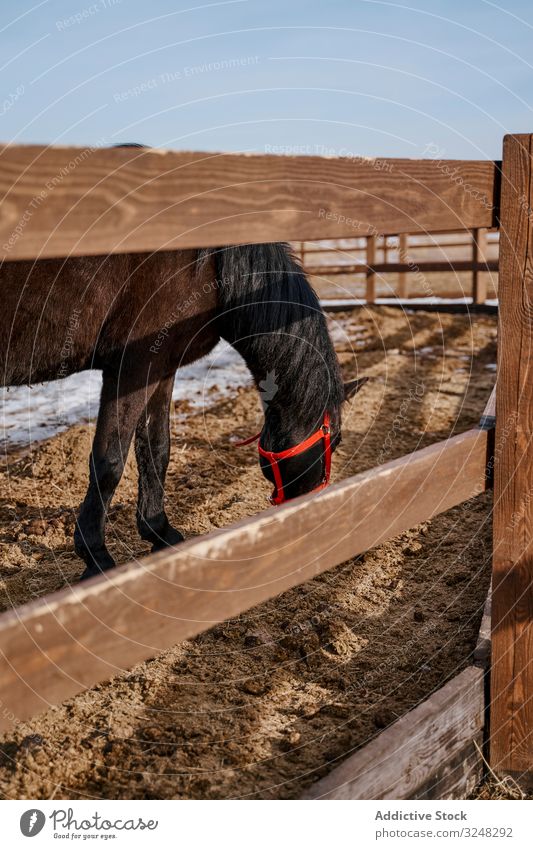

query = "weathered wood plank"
(0, 427), (490, 731)
(491, 133), (533, 777)
(303, 667), (485, 799)
(0, 145), (499, 261)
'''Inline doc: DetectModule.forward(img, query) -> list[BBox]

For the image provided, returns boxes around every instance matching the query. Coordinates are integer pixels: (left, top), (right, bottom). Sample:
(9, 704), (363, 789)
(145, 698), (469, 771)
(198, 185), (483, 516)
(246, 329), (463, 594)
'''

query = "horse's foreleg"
(75, 369), (154, 579)
(135, 372), (184, 551)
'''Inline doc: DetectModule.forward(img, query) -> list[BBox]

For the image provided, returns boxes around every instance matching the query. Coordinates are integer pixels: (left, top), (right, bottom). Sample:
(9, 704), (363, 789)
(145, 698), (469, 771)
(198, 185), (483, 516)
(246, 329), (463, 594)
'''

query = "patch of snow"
(376, 296), (474, 305)
(1, 370), (102, 448)
(1, 341), (251, 449)
(172, 341), (251, 406)
(328, 322), (366, 344)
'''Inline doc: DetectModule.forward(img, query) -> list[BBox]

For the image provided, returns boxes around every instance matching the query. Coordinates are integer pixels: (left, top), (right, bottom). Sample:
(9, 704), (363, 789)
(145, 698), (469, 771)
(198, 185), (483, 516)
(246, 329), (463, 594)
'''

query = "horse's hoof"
(79, 551), (116, 581)
(151, 527), (184, 552)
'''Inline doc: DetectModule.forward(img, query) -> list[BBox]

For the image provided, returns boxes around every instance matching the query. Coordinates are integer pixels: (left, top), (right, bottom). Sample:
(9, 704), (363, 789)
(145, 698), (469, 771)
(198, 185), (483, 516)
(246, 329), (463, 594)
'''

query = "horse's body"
(1, 250), (218, 385)
(0, 243), (363, 579)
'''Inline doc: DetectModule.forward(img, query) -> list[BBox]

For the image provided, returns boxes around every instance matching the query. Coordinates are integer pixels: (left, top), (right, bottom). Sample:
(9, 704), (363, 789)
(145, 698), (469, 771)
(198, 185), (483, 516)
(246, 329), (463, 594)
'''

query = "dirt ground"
(0, 305), (497, 800)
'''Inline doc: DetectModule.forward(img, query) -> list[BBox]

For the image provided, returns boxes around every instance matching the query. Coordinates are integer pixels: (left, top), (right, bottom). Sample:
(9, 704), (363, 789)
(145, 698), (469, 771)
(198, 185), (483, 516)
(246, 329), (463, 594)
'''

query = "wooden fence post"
(398, 233), (408, 299)
(491, 133), (533, 783)
(472, 227), (488, 304)
(366, 235), (376, 303)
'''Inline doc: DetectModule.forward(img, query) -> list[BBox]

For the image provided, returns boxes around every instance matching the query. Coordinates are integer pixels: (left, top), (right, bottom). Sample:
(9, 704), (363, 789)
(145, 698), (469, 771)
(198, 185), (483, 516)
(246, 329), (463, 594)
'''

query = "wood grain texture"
(0, 144), (499, 261)
(303, 667), (485, 799)
(491, 134), (533, 777)
(0, 428), (490, 731)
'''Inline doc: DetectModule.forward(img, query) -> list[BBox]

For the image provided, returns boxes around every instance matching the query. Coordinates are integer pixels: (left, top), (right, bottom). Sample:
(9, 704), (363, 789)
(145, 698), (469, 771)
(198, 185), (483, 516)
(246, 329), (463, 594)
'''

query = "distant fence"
(296, 229), (499, 304)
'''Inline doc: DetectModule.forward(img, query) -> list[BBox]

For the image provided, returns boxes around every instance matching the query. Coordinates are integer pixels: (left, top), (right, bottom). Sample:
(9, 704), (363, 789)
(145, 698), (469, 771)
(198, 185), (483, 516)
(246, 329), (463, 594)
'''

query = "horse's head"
(258, 376), (368, 504)
(216, 241), (370, 505)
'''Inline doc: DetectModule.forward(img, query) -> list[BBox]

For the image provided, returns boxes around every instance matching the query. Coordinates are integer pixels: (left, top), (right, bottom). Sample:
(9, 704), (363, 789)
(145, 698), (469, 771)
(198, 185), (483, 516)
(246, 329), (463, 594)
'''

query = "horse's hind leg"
(75, 369), (154, 579)
(135, 372), (184, 552)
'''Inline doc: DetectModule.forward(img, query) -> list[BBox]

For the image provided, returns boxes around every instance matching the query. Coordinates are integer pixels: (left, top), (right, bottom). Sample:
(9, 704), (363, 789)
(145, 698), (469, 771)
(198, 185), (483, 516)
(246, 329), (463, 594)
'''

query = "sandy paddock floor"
(0, 305), (497, 799)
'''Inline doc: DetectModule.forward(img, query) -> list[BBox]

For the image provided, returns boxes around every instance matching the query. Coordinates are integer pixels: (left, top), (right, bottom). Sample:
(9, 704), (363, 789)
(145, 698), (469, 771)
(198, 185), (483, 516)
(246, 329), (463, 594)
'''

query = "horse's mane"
(110, 148), (342, 434)
(200, 243), (343, 436)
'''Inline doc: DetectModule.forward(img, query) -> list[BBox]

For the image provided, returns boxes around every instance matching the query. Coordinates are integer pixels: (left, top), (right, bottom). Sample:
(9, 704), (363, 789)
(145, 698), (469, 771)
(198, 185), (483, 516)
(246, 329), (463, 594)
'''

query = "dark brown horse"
(0, 242), (366, 579)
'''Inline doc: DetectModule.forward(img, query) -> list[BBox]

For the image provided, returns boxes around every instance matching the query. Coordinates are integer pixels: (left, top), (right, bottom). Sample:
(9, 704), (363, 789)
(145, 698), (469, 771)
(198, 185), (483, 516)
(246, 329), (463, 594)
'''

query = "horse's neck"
(245, 341), (330, 450)
(211, 242), (342, 441)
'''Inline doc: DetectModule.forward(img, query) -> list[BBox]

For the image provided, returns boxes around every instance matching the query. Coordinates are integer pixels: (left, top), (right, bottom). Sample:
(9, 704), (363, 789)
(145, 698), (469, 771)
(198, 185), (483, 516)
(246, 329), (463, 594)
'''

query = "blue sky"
(2, 0), (532, 159)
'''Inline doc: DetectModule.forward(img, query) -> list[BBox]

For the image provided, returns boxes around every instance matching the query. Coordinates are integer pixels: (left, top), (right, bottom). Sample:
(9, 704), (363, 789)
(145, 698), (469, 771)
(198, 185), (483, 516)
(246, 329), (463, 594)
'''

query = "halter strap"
(235, 412), (332, 505)
(233, 431), (262, 447)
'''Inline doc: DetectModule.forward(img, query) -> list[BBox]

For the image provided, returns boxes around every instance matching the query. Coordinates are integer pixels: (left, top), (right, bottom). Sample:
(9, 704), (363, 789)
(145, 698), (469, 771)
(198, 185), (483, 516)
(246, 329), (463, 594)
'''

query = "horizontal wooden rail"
(304, 239), (493, 253)
(0, 427), (490, 731)
(304, 666), (485, 799)
(407, 241), (488, 250)
(305, 260), (499, 276)
(0, 144), (500, 261)
(303, 245), (367, 254)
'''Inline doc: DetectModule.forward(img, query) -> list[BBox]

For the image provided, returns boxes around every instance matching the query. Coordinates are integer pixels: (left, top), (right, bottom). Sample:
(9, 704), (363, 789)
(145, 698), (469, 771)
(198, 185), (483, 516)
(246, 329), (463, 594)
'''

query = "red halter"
(235, 412), (332, 505)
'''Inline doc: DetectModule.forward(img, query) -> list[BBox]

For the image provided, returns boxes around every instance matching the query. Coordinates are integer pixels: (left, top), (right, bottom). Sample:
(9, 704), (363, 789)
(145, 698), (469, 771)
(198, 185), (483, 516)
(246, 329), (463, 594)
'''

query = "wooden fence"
(297, 229), (500, 305)
(0, 137), (531, 793)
